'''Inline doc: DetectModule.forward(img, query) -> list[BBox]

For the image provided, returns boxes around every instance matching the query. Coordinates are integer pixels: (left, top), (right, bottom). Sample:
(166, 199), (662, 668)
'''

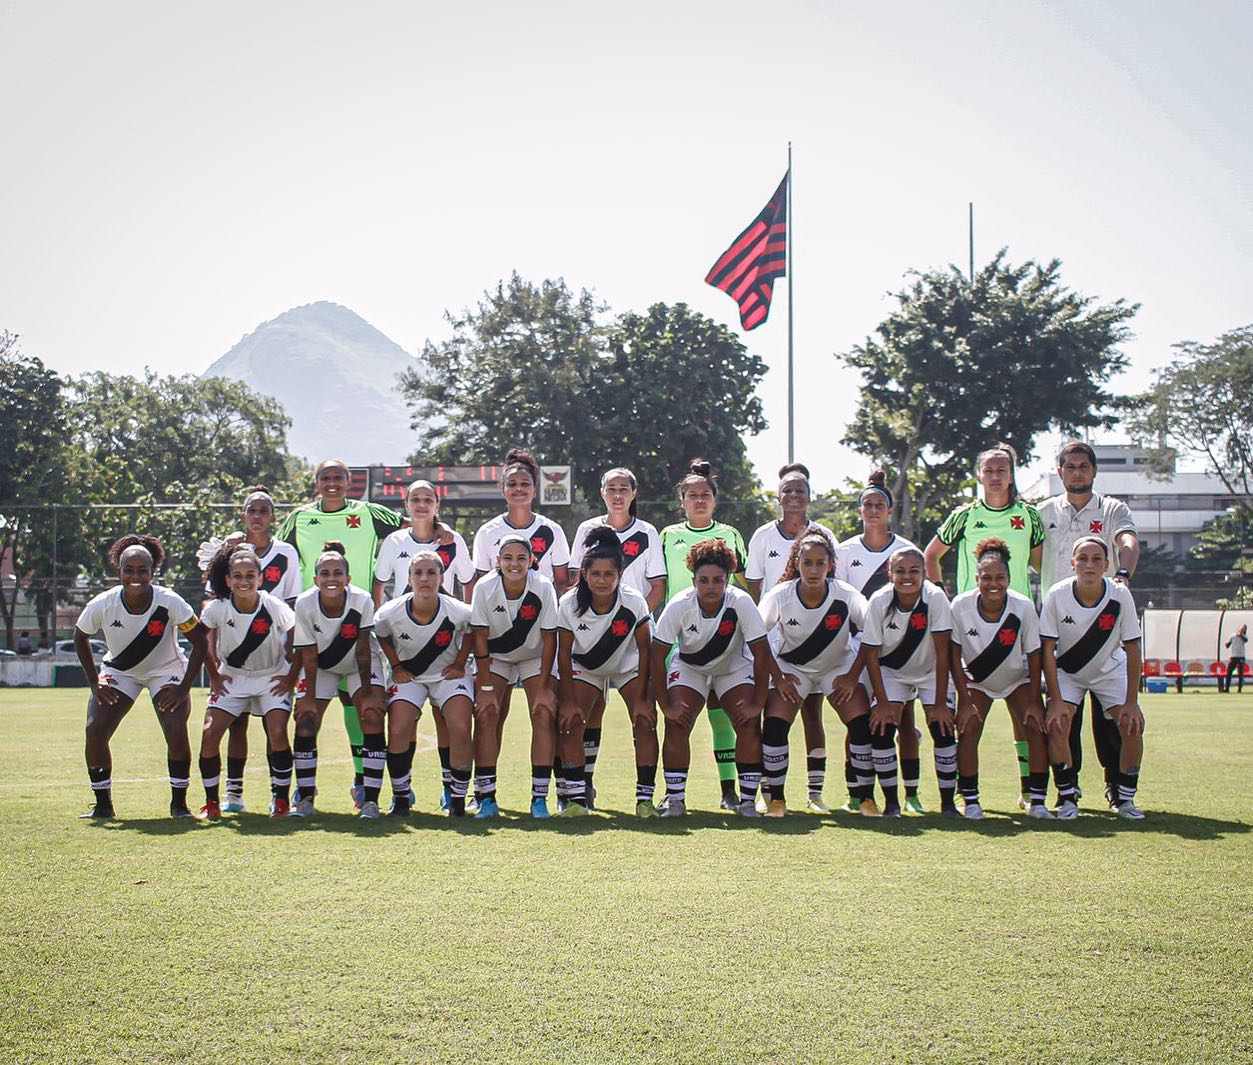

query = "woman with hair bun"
(73, 534), (208, 820)
(651, 538), (785, 817)
(659, 459), (750, 811)
(556, 525), (656, 816)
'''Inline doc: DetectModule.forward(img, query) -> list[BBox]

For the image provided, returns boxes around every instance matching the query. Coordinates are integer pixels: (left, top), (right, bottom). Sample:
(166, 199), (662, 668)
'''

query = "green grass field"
(1, 689), (1251, 1064)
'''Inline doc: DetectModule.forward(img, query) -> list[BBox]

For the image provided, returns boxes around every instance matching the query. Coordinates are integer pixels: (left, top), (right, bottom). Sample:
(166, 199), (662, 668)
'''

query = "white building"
(1024, 444), (1240, 557)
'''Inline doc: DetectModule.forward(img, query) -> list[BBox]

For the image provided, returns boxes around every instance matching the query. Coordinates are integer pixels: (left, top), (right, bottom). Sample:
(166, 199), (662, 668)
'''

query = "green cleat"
(558, 801), (589, 817)
(841, 797), (862, 814)
(904, 795), (926, 816)
(635, 800), (659, 818)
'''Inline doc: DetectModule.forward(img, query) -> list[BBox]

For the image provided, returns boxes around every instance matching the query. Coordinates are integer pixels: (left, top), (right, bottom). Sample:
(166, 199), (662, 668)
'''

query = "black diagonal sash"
(318, 608), (364, 670)
(260, 553), (290, 592)
(679, 608), (739, 668)
(780, 600), (850, 666)
(861, 558), (892, 597)
(435, 541), (458, 571)
(1056, 598), (1121, 675)
(966, 612), (1022, 683)
(400, 614), (457, 675)
(878, 600), (929, 671)
(107, 605), (171, 672)
(574, 604), (638, 671)
(225, 605), (275, 670)
(487, 591), (545, 655)
(527, 525), (555, 568)
(619, 531), (649, 569)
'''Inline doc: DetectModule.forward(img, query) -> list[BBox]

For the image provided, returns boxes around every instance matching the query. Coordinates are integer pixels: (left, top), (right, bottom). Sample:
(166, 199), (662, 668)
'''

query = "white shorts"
(571, 665), (640, 698)
(774, 652), (857, 700)
(875, 672), (956, 709)
(1057, 668), (1128, 714)
(970, 678), (1032, 702)
(98, 660), (187, 703)
(387, 676), (475, 712)
(208, 672), (292, 718)
(667, 656), (755, 701)
(306, 654), (385, 700)
(487, 657), (555, 687)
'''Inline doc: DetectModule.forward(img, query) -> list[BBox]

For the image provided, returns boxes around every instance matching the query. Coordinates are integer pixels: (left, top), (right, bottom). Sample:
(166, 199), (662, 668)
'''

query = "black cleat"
(169, 801), (193, 819)
(388, 797), (411, 817)
(941, 803), (960, 819)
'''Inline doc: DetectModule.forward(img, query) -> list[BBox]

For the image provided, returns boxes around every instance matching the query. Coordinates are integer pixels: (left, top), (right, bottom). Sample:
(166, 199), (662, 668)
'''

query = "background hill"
(202, 301), (420, 464)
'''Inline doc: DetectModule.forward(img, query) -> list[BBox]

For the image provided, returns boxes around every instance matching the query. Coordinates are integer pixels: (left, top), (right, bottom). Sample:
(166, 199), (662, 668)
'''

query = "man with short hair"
(1036, 440), (1140, 808)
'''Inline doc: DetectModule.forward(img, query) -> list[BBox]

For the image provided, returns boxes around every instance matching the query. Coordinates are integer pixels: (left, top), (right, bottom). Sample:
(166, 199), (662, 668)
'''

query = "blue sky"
(3, 0), (1249, 488)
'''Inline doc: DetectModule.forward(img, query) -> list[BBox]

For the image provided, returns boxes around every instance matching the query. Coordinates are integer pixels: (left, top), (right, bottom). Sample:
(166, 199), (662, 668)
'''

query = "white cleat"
(359, 800), (380, 820)
(737, 799), (762, 818)
(754, 793), (768, 815)
(1027, 804), (1054, 819)
(1054, 800), (1080, 820)
(288, 797), (316, 818)
(658, 798), (686, 818)
(1117, 800), (1145, 821)
(962, 801), (984, 820)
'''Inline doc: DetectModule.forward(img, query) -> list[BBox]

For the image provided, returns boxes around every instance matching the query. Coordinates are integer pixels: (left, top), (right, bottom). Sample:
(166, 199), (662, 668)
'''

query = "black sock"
(168, 759), (190, 806)
(957, 773), (979, 805)
(1026, 771), (1048, 806)
(449, 766), (470, 815)
(293, 734), (318, 798)
(269, 749), (292, 801)
(762, 715), (791, 802)
(901, 757), (921, 799)
(438, 745), (452, 794)
(474, 765), (497, 803)
(635, 763), (657, 803)
(1116, 767), (1140, 805)
(872, 726), (899, 808)
(88, 765), (112, 808)
(927, 720), (958, 808)
(1052, 762), (1076, 803)
(847, 715), (875, 801)
(199, 755), (222, 803)
(583, 727), (602, 791)
(387, 749), (413, 802)
(225, 756), (246, 800)
(736, 761), (762, 805)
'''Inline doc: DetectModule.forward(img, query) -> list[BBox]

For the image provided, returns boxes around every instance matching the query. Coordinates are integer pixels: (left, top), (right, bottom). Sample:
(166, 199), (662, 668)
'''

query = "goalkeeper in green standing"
(659, 459), (751, 812)
(277, 459), (402, 809)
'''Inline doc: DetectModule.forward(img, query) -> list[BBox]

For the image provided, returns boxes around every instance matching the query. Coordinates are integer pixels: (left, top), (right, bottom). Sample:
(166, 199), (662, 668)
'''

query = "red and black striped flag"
(705, 172), (788, 331)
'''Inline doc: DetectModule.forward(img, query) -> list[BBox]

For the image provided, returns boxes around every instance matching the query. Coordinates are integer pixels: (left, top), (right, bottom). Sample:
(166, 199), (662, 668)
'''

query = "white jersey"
(470, 570), (559, 665)
(375, 528), (474, 599)
(76, 585), (196, 677)
(835, 534), (918, 598)
(292, 585), (376, 675)
(746, 520), (823, 592)
(1037, 493), (1137, 591)
(557, 585), (651, 677)
(760, 578), (867, 676)
(655, 585), (768, 675)
(950, 589), (1040, 695)
(569, 516), (665, 600)
(201, 591), (295, 677)
(1040, 578), (1141, 686)
(375, 594), (472, 683)
(862, 581), (952, 689)
(472, 513), (571, 581)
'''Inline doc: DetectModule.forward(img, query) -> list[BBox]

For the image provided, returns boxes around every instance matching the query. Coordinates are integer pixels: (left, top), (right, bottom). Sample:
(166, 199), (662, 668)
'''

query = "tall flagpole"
(787, 142), (794, 464)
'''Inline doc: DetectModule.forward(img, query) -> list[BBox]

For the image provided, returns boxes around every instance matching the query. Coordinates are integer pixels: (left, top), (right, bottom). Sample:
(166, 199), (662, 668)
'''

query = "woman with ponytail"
(556, 526), (656, 816)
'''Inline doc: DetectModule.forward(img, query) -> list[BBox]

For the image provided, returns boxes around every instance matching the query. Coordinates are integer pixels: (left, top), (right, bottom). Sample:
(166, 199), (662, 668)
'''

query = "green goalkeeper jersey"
(935, 498), (1045, 596)
(277, 498), (402, 592)
(660, 520), (748, 601)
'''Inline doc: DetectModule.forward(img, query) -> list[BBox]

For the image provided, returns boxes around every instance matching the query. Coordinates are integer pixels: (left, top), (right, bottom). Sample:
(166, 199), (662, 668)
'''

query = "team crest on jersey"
(996, 628), (1016, 646)
(611, 619), (630, 637)
(668, 670), (680, 683)
(1090, 520), (1104, 533)
(434, 630), (452, 647)
(1097, 612), (1116, 631)
(341, 623), (359, 639)
(1010, 515), (1025, 530)
(717, 619), (735, 637)
(346, 515), (361, 528)
(824, 613), (843, 631)
(437, 543), (455, 567)
(909, 613), (927, 631)
(519, 604), (538, 621)
(146, 619), (165, 637)
(264, 565), (281, 583)
(250, 618), (270, 635)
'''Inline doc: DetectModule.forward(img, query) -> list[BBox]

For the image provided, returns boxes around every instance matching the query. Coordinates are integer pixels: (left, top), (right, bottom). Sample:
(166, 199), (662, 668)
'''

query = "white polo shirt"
(1037, 492), (1137, 591)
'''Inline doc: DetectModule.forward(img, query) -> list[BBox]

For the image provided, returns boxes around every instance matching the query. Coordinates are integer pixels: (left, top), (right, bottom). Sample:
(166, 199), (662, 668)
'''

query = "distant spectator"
(15, 631), (34, 655)
(1223, 625), (1247, 694)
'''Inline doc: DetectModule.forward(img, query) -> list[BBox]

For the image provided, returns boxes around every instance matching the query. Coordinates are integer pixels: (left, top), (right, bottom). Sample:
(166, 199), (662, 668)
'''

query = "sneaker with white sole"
(737, 799), (762, 818)
(1116, 800), (1145, 821)
(1027, 803), (1054, 820)
(359, 800), (380, 820)
(289, 797), (316, 818)
(1054, 799), (1080, 820)
(962, 801), (984, 820)
(805, 796), (831, 814)
(658, 798), (686, 817)
(222, 797), (245, 814)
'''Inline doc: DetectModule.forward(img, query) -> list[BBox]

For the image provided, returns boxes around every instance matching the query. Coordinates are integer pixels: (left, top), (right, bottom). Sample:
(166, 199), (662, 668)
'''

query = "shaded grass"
(1, 690), (1250, 1064)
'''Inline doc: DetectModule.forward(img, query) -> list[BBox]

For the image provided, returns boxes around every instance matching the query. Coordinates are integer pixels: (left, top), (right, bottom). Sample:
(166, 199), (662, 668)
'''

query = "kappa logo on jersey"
(768, 550), (780, 558)
(850, 559), (862, 567)
(1010, 515), (1025, 530)
(1090, 520), (1104, 534)
(577, 623), (590, 632)
(308, 517), (320, 525)
(973, 520), (987, 529)
(686, 624), (698, 633)
(226, 619), (236, 628)
(886, 620), (899, 630)
(679, 609), (739, 668)
(346, 515), (361, 528)
(493, 604), (507, 613)
(398, 632), (411, 641)
(110, 619), (124, 628)
(106, 604), (173, 672)
(398, 551), (410, 560)
(967, 627), (979, 636)
(786, 618), (801, 626)
(1061, 615), (1076, 625)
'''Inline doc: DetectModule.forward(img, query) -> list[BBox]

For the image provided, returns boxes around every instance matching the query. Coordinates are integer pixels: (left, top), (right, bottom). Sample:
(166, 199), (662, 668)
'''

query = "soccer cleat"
(754, 793), (768, 815)
(359, 800), (380, 820)
(904, 795), (926, 815)
(940, 804), (960, 819)
(719, 795), (739, 812)
(558, 801), (589, 817)
(80, 802), (115, 820)
(169, 801), (193, 819)
(765, 799), (787, 818)
(556, 796), (568, 813)
(349, 784), (364, 812)
(196, 801), (222, 821)
(858, 798), (882, 817)
(658, 798), (686, 817)
(841, 797), (862, 814)
(289, 797), (316, 818)
(439, 788), (450, 812)
(737, 799), (762, 818)
(474, 796), (500, 819)
(1027, 803), (1054, 820)
(882, 801), (902, 818)
(466, 795), (480, 815)
(635, 800), (658, 818)
(962, 801), (984, 820)
(1075, 784), (1084, 800)
(1117, 800), (1145, 821)
(1054, 800), (1080, 820)
(389, 796), (411, 817)
(585, 782), (597, 811)
(1105, 785), (1119, 811)
(222, 797), (245, 814)
(268, 797), (290, 818)
(408, 788), (417, 805)
(530, 797), (551, 819)
(1017, 795), (1030, 811)
(806, 796), (831, 814)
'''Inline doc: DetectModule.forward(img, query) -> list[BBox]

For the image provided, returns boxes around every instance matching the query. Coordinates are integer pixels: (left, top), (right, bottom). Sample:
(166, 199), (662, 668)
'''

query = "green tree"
(1188, 505), (1253, 608)
(398, 275), (772, 533)
(1123, 325), (1253, 497)
(837, 251), (1137, 541)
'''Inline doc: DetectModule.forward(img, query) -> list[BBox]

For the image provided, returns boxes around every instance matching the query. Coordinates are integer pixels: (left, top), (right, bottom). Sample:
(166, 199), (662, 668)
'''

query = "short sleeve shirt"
(557, 585), (651, 676)
(568, 517), (665, 600)
(760, 578), (867, 675)
(472, 513), (571, 581)
(201, 592), (296, 676)
(469, 570), (560, 665)
(745, 520), (823, 592)
(292, 585), (375, 674)
(660, 520), (748, 600)
(1039, 578), (1141, 685)
(77, 585), (197, 677)
(949, 588), (1040, 695)
(654, 585), (767, 674)
(1036, 493), (1137, 591)
(375, 528), (475, 599)
(374, 594), (472, 683)
(861, 581), (952, 688)
(936, 499), (1045, 596)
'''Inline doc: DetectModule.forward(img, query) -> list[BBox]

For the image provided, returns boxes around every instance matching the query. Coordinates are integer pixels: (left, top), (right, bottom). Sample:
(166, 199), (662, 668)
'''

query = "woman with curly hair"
(650, 538), (784, 817)
(74, 534), (208, 820)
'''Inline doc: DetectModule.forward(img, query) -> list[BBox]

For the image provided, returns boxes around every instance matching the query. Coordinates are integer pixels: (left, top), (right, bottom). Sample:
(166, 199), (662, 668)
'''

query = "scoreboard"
(355, 465), (573, 507)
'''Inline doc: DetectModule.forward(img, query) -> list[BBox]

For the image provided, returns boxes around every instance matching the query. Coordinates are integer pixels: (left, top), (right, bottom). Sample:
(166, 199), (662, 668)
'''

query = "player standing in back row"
(745, 463), (830, 813)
